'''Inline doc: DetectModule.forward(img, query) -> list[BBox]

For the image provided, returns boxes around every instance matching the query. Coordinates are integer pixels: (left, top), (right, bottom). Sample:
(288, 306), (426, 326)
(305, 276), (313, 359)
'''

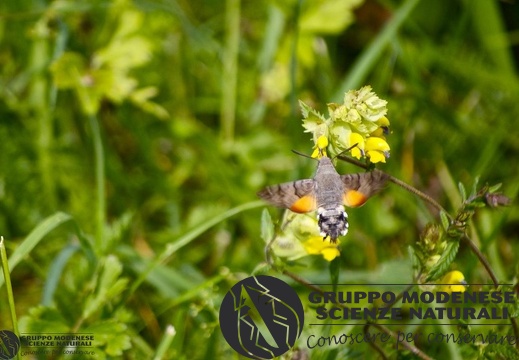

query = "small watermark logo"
(219, 275), (304, 359)
(0, 330), (20, 360)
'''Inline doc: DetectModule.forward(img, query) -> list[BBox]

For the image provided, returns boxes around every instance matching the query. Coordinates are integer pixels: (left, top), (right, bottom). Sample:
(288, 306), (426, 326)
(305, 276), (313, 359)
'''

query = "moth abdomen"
(317, 206), (349, 243)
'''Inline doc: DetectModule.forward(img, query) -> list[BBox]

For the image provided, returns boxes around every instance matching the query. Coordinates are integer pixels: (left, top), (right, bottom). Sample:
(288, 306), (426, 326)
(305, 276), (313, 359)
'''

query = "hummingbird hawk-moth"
(258, 156), (388, 243)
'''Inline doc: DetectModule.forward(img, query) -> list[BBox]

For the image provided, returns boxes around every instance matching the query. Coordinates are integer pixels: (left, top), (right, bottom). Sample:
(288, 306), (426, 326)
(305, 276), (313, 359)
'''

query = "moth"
(258, 156), (388, 243)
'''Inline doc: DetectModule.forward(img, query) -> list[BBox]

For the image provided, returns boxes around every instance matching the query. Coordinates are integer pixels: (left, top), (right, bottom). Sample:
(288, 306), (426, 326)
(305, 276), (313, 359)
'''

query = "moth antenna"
(291, 149), (317, 161)
(332, 143), (360, 160)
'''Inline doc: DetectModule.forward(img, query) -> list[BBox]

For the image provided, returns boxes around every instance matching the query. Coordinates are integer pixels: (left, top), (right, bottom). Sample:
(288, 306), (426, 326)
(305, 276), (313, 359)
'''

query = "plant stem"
(0, 237), (20, 343)
(289, 0), (302, 115)
(461, 235), (499, 287)
(220, 0), (240, 145)
(337, 154), (449, 216)
(88, 114), (105, 253)
(153, 325), (176, 360)
(370, 323), (433, 360)
(332, 0), (420, 100)
(388, 174), (449, 216)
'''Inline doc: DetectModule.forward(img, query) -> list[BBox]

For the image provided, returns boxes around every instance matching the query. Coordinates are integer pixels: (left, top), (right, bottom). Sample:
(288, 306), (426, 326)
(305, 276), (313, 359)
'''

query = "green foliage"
(425, 240), (460, 282)
(0, 0), (518, 358)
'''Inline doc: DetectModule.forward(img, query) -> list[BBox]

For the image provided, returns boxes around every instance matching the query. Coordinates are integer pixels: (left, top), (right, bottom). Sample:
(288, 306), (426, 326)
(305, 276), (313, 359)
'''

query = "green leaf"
(299, 100), (328, 122)
(426, 241), (460, 282)
(82, 255), (129, 319)
(84, 320), (132, 356)
(42, 244), (81, 306)
(50, 52), (85, 88)
(471, 176), (480, 197)
(18, 305), (70, 333)
(407, 245), (420, 271)
(488, 183), (503, 193)
(0, 212), (74, 289)
(439, 211), (450, 231)
(299, 0), (363, 34)
(458, 182), (467, 202)
(260, 209), (274, 244)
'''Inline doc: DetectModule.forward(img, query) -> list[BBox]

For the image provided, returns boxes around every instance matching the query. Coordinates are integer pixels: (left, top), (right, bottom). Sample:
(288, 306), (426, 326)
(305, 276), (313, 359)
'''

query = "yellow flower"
(303, 236), (341, 261)
(301, 86), (390, 160)
(436, 271), (468, 293)
(348, 133), (365, 159)
(370, 116), (390, 137)
(365, 137), (390, 163)
(311, 135), (329, 158)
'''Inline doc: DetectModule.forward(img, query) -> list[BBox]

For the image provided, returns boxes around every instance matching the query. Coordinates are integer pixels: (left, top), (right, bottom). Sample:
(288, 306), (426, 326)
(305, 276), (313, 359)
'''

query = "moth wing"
(257, 179), (317, 213)
(341, 170), (389, 208)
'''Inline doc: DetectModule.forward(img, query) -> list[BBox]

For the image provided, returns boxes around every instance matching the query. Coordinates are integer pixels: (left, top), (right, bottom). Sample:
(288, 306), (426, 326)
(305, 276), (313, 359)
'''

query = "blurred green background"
(1, 0), (518, 358)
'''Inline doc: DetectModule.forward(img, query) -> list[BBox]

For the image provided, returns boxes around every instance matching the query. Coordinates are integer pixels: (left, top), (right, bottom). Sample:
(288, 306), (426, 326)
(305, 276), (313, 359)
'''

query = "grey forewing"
(257, 179), (315, 208)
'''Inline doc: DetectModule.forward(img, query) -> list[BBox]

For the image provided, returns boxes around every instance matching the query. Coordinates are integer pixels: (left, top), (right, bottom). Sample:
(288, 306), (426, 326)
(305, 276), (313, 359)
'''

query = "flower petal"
(321, 247), (340, 261)
(367, 150), (386, 163)
(365, 137), (390, 151)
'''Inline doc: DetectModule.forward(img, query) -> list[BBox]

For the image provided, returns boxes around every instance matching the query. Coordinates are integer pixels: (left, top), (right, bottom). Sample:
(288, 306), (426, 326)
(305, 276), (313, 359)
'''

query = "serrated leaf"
(50, 52), (86, 88)
(426, 241), (460, 282)
(299, 0), (362, 34)
(18, 306), (70, 333)
(84, 320), (132, 356)
(83, 256), (129, 319)
(439, 211), (450, 231)
(299, 100), (328, 122)
(407, 245), (420, 271)
(487, 183), (503, 193)
(471, 176), (480, 197)
(260, 209), (274, 244)
(458, 182), (467, 202)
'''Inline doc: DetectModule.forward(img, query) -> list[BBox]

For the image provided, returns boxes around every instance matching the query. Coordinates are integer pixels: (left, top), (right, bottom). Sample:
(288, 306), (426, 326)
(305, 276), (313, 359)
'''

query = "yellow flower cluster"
(270, 212), (341, 262)
(269, 87), (391, 263)
(415, 224), (467, 293)
(301, 85), (390, 163)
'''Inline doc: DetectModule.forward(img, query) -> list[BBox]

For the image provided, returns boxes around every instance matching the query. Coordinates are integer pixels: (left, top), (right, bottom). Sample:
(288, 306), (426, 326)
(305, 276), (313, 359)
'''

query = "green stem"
(0, 237), (20, 353)
(220, 0), (240, 145)
(333, 0), (420, 100)
(289, 0), (302, 115)
(153, 325), (176, 360)
(87, 114), (105, 253)
(337, 154), (449, 216)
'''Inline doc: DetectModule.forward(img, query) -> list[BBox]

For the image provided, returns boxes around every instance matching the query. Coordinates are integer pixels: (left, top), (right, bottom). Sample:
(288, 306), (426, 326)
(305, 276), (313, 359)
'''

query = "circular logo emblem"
(0, 330), (20, 360)
(219, 275), (304, 359)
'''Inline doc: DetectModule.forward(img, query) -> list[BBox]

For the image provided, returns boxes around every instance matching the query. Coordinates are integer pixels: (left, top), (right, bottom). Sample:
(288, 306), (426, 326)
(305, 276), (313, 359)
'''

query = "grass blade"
(0, 212), (73, 288)
(333, 0), (420, 100)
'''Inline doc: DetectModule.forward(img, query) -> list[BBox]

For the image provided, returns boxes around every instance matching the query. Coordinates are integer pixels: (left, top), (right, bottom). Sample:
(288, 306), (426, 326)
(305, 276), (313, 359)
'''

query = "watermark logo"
(219, 275), (304, 359)
(0, 330), (20, 360)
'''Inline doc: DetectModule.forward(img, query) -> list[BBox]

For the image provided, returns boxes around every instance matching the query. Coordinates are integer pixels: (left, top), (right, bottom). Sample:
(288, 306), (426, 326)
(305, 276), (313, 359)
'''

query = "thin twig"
(387, 175), (449, 217)
(282, 270), (325, 295)
(370, 323), (433, 360)
(337, 155), (450, 217)
(461, 235), (519, 348)
(461, 235), (499, 287)
(363, 324), (389, 360)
